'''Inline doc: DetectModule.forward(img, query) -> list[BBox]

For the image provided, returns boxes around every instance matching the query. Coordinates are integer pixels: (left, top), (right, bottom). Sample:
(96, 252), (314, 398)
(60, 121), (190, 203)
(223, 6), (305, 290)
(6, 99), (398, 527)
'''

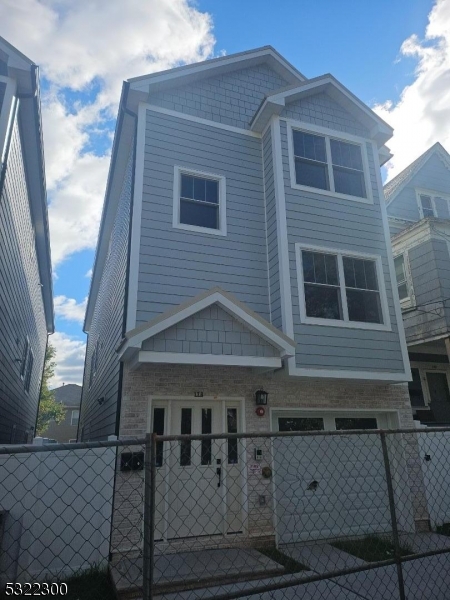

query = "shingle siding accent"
(281, 92), (369, 138)
(0, 114), (47, 443)
(142, 305), (278, 357)
(148, 64), (289, 130)
(79, 144), (134, 441)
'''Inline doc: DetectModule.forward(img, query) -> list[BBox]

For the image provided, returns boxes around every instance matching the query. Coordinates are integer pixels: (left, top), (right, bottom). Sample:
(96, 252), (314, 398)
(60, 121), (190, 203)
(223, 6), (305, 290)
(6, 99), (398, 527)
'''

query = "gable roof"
(250, 74), (393, 147)
(118, 287), (296, 361)
(128, 46), (306, 95)
(384, 142), (450, 205)
(51, 384), (82, 407)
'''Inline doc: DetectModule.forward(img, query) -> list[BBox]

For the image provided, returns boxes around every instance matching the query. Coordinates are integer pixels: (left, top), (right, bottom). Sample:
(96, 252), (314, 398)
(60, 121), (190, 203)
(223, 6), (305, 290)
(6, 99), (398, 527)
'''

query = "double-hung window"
(71, 410), (80, 426)
(394, 254), (410, 301)
(291, 128), (368, 201)
(298, 247), (387, 328)
(419, 194), (436, 218)
(173, 167), (226, 235)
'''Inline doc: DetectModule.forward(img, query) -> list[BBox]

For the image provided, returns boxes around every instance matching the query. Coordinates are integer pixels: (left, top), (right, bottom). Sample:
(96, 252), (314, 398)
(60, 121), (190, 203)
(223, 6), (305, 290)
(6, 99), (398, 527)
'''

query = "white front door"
(273, 412), (392, 544)
(151, 400), (244, 541)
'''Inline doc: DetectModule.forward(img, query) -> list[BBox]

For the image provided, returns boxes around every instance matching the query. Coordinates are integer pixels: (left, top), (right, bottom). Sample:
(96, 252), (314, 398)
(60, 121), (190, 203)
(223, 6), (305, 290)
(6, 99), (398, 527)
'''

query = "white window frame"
(295, 243), (391, 331)
(286, 121), (373, 205)
(410, 363), (450, 410)
(173, 166), (227, 236)
(71, 410), (80, 426)
(393, 252), (414, 309)
(415, 188), (450, 219)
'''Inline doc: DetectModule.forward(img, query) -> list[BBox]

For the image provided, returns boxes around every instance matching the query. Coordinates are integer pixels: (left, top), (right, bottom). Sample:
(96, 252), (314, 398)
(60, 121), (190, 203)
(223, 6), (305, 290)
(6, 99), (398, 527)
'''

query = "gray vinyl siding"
(136, 110), (269, 324)
(263, 127), (281, 329)
(142, 305), (278, 357)
(280, 119), (404, 372)
(148, 64), (289, 130)
(403, 239), (450, 344)
(0, 112), (47, 443)
(79, 145), (133, 441)
(280, 93), (369, 138)
(387, 154), (450, 222)
(0, 81), (6, 116)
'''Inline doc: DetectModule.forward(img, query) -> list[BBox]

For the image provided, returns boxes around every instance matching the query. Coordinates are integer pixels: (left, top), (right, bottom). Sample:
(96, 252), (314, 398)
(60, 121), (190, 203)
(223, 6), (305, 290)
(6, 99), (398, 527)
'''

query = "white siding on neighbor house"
(387, 154), (450, 222)
(136, 109), (270, 324)
(148, 64), (289, 130)
(279, 117), (405, 373)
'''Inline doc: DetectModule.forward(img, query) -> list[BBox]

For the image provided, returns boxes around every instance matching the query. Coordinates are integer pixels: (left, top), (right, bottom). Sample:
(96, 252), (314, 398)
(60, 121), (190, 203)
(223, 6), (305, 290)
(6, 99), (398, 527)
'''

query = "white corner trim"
(144, 103), (261, 138)
(126, 102), (147, 331)
(0, 76), (17, 164)
(295, 242), (392, 332)
(287, 365), (410, 382)
(137, 352), (282, 368)
(372, 141), (411, 379)
(261, 129), (272, 323)
(271, 117), (295, 341)
(172, 166), (227, 237)
(121, 290), (296, 358)
(285, 121), (374, 205)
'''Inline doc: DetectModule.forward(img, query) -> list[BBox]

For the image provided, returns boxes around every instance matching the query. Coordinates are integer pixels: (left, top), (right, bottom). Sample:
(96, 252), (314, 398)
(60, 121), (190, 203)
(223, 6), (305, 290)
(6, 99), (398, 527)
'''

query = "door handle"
(216, 467), (222, 487)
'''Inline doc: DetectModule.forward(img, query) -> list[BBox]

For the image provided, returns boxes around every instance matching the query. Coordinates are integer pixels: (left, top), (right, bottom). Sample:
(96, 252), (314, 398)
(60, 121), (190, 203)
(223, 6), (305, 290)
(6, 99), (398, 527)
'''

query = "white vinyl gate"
(418, 430), (450, 529)
(273, 413), (392, 544)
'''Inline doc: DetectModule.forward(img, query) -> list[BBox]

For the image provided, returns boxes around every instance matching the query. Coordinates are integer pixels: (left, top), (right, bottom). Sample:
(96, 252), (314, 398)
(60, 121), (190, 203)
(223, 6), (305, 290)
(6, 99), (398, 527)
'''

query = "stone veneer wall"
(111, 364), (426, 555)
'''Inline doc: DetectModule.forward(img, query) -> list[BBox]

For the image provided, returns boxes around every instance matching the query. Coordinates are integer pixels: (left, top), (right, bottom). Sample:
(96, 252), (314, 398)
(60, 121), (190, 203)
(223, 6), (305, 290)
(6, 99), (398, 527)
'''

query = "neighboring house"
(43, 384), (82, 442)
(386, 142), (450, 425)
(0, 37), (54, 444)
(80, 47), (418, 544)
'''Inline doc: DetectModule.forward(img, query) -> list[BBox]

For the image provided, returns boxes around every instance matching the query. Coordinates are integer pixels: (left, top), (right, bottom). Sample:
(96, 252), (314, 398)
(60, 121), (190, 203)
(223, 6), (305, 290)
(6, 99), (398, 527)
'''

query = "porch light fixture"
(255, 389), (268, 406)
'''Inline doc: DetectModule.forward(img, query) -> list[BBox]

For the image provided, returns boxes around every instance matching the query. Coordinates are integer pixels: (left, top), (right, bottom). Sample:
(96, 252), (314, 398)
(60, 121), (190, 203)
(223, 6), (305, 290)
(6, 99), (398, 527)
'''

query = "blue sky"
(1, 0), (448, 386)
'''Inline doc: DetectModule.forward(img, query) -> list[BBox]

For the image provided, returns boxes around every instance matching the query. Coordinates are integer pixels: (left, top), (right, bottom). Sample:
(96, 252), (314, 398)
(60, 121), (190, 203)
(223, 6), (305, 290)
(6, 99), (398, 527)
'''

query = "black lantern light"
(255, 389), (268, 406)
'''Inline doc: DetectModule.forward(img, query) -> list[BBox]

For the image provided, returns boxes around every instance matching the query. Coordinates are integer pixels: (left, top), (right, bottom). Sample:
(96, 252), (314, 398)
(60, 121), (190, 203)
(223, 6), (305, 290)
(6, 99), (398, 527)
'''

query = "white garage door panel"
(274, 429), (391, 544)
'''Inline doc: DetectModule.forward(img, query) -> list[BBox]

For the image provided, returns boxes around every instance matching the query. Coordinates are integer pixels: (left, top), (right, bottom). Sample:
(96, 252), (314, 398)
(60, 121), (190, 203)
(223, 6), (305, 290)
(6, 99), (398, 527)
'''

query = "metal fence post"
(380, 431), (406, 600)
(142, 433), (156, 600)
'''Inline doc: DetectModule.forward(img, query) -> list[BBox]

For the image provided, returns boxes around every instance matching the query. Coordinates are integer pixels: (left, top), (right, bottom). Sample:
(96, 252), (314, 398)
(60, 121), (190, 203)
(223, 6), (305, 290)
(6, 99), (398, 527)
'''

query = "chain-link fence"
(2, 428), (450, 599)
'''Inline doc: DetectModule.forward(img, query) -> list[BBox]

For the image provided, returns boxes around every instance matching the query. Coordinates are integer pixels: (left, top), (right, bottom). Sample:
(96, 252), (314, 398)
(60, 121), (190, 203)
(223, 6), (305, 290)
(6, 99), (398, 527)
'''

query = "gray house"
(80, 47), (417, 542)
(0, 37), (54, 444)
(43, 384), (82, 443)
(387, 143), (450, 424)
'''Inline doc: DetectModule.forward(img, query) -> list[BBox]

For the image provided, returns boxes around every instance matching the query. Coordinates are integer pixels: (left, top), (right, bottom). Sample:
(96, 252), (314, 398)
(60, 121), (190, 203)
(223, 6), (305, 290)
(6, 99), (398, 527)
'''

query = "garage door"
(273, 413), (391, 544)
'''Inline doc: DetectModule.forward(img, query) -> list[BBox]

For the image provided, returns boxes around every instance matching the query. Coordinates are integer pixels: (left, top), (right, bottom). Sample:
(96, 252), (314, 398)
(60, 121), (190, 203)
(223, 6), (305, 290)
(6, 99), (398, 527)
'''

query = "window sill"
(290, 182), (373, 205)
(173, 222), (227, 236)
(301, 316), (391, 332)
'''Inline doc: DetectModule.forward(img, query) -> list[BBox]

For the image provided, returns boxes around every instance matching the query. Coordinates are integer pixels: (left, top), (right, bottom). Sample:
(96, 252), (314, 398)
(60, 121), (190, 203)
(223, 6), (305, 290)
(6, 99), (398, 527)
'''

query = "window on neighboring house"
(292, 129), (367, 199)
(24, 349), (33, 392)
(299, 248), (385, 327)
(419, 194), (436, 218)
(71, 410), (80, 426)
(173, 167), (226, 235)
(394, 254), (410, 301)
(20, 339), (29, 378)
(89, 346), (96, 389)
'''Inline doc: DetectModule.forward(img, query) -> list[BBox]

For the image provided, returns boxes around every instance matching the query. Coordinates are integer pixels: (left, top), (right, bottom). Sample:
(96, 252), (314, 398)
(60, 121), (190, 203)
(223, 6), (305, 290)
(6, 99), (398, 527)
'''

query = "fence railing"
(1, 428), (450, 599)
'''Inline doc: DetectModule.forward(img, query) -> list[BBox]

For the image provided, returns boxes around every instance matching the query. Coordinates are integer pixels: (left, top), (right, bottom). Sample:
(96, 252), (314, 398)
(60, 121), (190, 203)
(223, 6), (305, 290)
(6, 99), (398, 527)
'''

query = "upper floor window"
(173, 167), (226, 236)
(24, 349), (33, 393)
(394, 254), (410, 301)
(297, 246), (389, 330)
(20, 339), (29, 379)
(291, 128), (368, 201)
(419, 194), (436, 218)
(71, 410), (80, 426)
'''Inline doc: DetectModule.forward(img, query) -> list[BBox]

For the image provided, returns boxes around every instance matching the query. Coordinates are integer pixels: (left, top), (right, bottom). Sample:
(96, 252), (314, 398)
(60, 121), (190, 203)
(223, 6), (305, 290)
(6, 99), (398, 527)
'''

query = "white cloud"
(0, 0), (216, 265)
(85, 268), (93, 279)
(54, 295), (88, 324)
(49, 332), (86, 388)
(374, 0), (450, 180)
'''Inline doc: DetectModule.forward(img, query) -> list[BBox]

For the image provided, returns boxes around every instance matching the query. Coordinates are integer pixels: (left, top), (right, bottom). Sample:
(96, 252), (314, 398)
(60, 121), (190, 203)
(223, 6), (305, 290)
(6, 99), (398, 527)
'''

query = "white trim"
(415, 187), (450, 219)
(271, 117), (295, 339)
(372, 141), (411, 379)
(121, 289), (296, 358)
(409, 332), (450, 347)
(0, 76), (16, 164)
(410, 364), (450, 409)
(286, 121), (373, 205)
(172, 166), (227, 237)
(283, 118), (371, 146)
(286, 366), (410, 382)
(126, 103), (147, 331)
(295, 243), (392, 332)
(393, 251), (415, 309)
(261, 130), (272, 323)
(144, 103), (261, 138)
(137, 351), (281, 368)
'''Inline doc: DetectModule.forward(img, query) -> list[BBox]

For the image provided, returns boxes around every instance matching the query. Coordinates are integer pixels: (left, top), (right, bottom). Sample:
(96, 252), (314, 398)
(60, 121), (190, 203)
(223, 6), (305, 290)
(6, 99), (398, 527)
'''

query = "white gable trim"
(120, 288), (296, 360)
(136, 352), (281, 369)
